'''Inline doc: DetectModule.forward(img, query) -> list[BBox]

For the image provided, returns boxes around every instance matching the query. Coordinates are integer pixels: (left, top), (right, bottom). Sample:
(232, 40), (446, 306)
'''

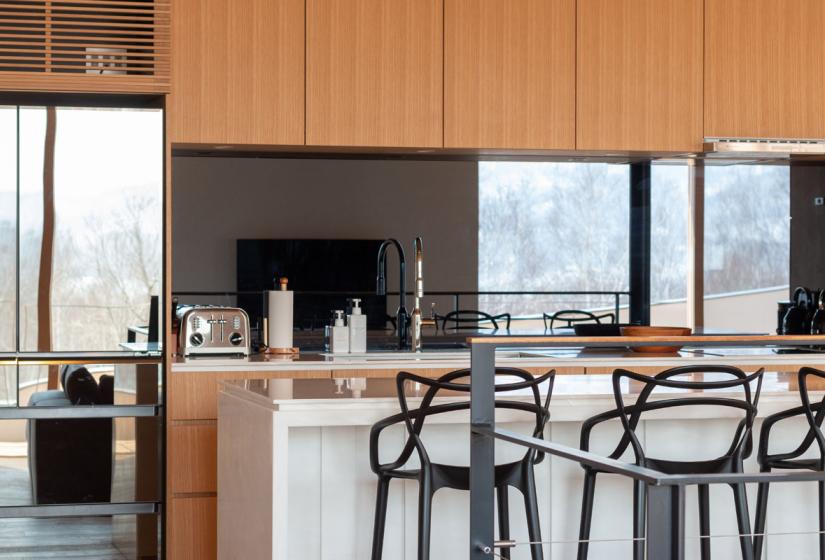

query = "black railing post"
(646, 484), (686, 560)
(470, 343), (496, 559)
(630, 162), (652, 325)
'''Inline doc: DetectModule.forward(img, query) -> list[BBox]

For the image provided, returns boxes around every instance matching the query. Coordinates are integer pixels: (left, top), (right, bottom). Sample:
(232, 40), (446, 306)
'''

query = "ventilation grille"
(0, 0), (170, 94)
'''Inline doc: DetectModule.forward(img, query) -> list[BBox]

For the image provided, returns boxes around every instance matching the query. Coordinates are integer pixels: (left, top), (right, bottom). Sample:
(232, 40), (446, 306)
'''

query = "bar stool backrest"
(791, 367), (825, 458)
(370, 368), (554, 474)
(436, 310), (511, 330)
(608, 365), (764, 465)
(543, 309), (616, 330)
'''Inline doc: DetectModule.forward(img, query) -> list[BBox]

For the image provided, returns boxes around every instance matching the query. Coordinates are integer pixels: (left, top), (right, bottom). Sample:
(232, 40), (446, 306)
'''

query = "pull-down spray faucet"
(376, 239), (408, 350)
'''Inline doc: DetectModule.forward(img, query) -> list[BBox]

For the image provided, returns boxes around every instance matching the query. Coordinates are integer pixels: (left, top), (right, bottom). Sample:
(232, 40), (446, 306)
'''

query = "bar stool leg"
(523, 466), (544, 560)
(371, 477), (390, 560)
(633, 480), (646, 560)
(731, 483), (755, 560)
(753, 472), (771, 560)
(417, 473), (433, 560)
(698, 483), (711, 560)
(577, 469), (597, 560)
(496, 485), (511, 560)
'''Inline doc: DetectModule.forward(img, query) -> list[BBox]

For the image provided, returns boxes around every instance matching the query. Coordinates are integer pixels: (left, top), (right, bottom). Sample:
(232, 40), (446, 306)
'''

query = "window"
(479, 161), (790, 333)
(12, 106), (163, 352)
(650, 164), (689, 325)
(704, 165), (789, 332)
(478, 162), (629, 319)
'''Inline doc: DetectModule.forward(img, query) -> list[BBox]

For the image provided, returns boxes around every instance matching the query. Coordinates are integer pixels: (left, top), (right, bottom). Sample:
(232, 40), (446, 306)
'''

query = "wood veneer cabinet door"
(705, 0), (825, 139)
(444, 0), (576, 150)
(168, 497), (216, 560)
(306, 0), (443, 148)
(168, 0), (305, 145)
(576, 0), (703, 152)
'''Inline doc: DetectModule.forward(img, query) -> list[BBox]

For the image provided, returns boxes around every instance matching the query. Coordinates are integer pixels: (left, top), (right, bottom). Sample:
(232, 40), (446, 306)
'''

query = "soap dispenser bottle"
(347, 298), (367, 353)
(326, 310), (349, 354)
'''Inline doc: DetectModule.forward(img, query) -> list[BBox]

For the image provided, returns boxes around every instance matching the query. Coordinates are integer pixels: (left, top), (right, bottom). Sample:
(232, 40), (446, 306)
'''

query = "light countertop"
(173, 345), (825, 372)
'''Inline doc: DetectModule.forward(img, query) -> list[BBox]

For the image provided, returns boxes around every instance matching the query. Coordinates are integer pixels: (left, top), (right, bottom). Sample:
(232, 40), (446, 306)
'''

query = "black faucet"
(376, 239), (408, 350)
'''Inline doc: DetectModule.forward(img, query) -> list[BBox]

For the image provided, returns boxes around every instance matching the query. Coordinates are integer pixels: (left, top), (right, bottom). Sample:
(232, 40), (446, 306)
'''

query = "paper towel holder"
(262, 277), (300, 355)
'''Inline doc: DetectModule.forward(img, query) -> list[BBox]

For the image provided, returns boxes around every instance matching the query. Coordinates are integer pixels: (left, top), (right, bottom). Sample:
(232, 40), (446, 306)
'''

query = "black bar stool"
(435, 310), (511, 330)
(754, 367), (825, 559)
(577, 365), (764, 560)
(369, 367), (555, 560)
(543, 309), (615, 330)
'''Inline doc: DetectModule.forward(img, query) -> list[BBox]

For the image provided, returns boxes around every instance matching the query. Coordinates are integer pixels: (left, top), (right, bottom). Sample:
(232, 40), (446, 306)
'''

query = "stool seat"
(643, 455), (740, 476)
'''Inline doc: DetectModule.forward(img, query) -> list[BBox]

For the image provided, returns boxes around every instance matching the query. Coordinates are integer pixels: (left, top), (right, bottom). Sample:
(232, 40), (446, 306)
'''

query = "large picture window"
(478, 162), (629, 318)
(479, 161), (790, 333)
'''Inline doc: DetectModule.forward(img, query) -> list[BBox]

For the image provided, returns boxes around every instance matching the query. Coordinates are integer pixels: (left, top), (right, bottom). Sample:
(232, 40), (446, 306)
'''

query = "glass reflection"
(0, 416), (160, 507)
(0, 107), (15, 352)
(18, 106), (163, 353)
(17, 363), (161, 407)
(0, 514), (159, 559)
(0, 365), (14, 407)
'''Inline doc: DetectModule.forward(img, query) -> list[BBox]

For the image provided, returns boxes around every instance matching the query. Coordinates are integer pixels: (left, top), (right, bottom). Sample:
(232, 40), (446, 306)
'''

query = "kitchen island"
(170, 337), (825, 558)
(216, 351), (825, 560)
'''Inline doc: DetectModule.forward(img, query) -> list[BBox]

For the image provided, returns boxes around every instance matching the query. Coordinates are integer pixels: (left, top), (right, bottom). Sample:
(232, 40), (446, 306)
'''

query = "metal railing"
(173, 289), (630, 330)
(467, 336), (825, 559)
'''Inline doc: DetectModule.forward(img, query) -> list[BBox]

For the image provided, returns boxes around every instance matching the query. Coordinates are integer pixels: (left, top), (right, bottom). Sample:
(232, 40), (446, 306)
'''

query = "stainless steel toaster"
(178, 306), (251, 357)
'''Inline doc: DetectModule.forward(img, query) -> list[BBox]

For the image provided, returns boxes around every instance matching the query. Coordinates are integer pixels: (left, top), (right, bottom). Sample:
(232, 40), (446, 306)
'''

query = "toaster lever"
(207, 314), (228, 342)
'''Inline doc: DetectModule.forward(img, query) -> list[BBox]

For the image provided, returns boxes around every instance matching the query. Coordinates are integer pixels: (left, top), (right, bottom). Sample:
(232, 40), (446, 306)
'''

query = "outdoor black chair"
(543, 309), (615, 330)
(577, 365), (764, 560)
(754, 367), (825, 559)
(435, 309), (511, 330)
(369, 367), (555, 560)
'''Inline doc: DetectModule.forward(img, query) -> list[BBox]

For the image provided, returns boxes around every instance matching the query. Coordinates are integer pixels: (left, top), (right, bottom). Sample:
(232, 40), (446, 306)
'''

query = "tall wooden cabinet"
(444, 0), (575, 150)
(305, 0), (443, 148)
(705, 0), (825, 140)
(168, 0), (305, 145)
(576, 0), (703, 152)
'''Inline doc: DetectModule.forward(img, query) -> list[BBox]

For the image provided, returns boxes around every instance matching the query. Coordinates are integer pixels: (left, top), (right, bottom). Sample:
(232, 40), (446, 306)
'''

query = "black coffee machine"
(778, 286), (825, 334)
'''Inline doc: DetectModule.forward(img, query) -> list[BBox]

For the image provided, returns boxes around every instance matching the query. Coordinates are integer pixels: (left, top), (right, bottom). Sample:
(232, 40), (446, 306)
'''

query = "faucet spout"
(376, 239), (408, 349)
(411, 237), (424, 352)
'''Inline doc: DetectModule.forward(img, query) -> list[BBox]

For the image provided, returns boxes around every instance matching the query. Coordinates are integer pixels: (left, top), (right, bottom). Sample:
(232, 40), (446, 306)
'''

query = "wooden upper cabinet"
(576, 0), (703, 152)
(306, 0), (443, 148)
(168, 0), (304, 146)
(444, 0), (575, 150)
(705, 0), (825, 140)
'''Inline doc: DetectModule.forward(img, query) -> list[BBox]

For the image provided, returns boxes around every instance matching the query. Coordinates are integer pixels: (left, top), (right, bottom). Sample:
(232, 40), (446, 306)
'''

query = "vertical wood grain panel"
(169, 0), (305, 145)
(444, 0), (575, 150)
(705, 0), (825, 139)
(576, 0), (703, 152)
(168, 423), (217, 493)
(168, 497), (217, 560)
(306, 0), (443, 148)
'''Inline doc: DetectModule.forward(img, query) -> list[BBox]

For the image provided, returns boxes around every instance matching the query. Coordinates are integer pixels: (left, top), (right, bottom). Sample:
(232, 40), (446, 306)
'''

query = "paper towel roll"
(267, 289), (293, 349)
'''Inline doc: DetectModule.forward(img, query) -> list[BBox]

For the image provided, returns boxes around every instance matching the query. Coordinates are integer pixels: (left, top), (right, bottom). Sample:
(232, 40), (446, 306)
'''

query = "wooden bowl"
(620, 326), (693, 353)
